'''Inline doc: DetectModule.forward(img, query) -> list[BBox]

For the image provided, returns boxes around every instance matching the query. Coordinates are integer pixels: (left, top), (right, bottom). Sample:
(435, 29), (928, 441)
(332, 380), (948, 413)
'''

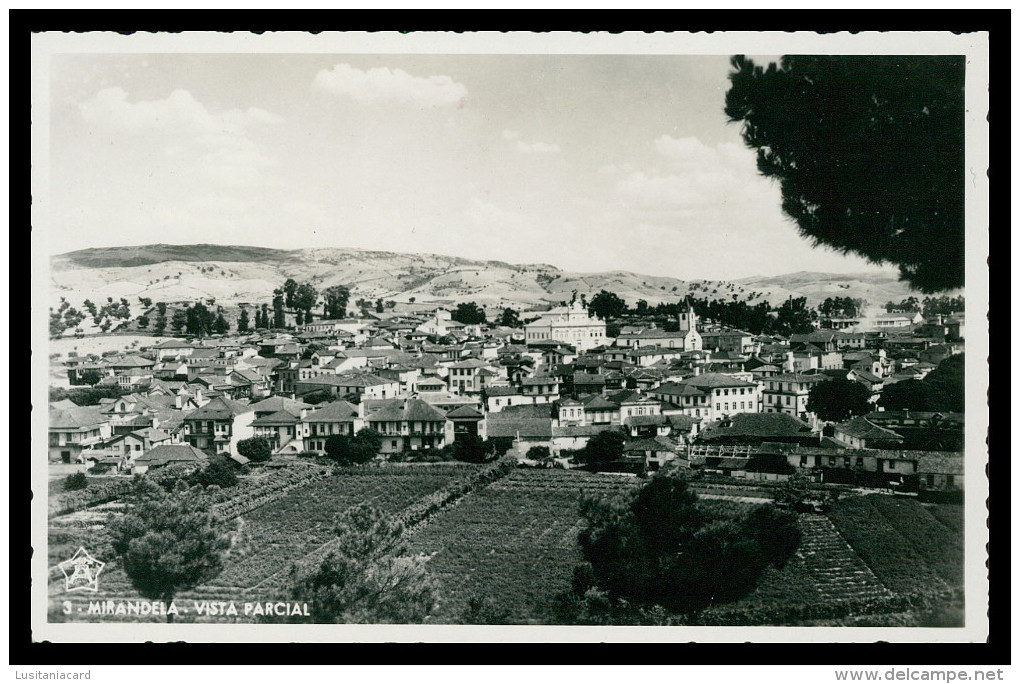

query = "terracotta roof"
(623, 415), (668, 427)
(445, 405), (484, 419)
(49, 406), (107, 429)
(251, 410), (302, 427)
(136, 444), (209, 466)
(184, 396), (251, 420)
(667, 414), (700, 431)
(552, 424), (608, 438)
(485, 386), (522, 397)
(300, 372), (391, 387)
(834, 416), (904, 441)
(699, 413), (815, 441)
(624, 436), (677, 453)
(487, 413), (554, 439)
(582, 395), (618, 410)
(248, 396), (311, 416)
(682, 373), (757, 389)
(911, 452), (965, 475)
(365, 398), (446, 423)
(304, 401), (360, 423)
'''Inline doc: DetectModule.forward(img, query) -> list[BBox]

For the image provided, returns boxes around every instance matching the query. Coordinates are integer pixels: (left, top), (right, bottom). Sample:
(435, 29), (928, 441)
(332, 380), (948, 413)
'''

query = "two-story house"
(648, 372), (760, 422)
(762, 372), (829, 420)
(48, 405), (112, 463)
(446, 359), (497, 395)
(364, 398), (448, 453)
(182, 396), (255, 459)
(301, 401), (364, 454)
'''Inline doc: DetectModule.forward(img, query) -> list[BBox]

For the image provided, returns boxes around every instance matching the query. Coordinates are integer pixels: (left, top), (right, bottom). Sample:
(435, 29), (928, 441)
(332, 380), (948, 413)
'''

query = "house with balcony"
(300, 401), (363, 454)
(182, 396), (255, 459)
(444, 404), (487, 444)
(49, 405), (112, 463)
(364, 398), (448, 453)
(251, 409), (306, 454)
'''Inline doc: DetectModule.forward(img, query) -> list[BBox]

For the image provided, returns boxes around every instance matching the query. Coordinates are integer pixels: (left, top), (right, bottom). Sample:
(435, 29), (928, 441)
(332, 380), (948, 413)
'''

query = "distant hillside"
(54, 244), (301, 269)
(49, 244), (925, 316)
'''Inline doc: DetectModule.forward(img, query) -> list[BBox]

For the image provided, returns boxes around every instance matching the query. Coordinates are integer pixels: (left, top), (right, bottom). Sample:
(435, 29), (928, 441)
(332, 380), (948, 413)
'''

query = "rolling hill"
(49, 244), (926, 317)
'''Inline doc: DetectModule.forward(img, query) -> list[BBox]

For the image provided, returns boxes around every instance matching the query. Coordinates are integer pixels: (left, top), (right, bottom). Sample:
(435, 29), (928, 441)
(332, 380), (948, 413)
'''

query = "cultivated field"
(47, 464), (478, 621)
(47, 466), (965, 626)
(405, 469), (641, 623)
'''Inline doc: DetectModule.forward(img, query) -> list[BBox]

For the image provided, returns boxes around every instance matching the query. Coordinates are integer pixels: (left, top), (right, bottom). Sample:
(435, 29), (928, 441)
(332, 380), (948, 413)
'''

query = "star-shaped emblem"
(58, 546), (105, 593)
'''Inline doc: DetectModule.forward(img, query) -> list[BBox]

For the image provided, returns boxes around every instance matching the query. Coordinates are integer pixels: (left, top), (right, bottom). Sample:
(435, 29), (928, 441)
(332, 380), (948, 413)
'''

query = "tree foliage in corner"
(109, 479), (231, 620)
(725, 55), (964, 293)
(289, 504), (439, 623)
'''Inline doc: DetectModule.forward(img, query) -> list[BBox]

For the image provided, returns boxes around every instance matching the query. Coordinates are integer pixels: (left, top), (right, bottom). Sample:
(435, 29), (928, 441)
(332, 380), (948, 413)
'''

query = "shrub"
(577, 469), (801, 611)
(237, 437), (272, 463)
(189, 461), (239, 489)
(526, 446), (551, 460)
(64, 472), (88, 491)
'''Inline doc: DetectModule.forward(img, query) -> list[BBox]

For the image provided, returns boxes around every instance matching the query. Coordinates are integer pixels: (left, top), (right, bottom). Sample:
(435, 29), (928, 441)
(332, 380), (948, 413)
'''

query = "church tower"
(678, 298), (702, 351)
(678, 298), (698, 334)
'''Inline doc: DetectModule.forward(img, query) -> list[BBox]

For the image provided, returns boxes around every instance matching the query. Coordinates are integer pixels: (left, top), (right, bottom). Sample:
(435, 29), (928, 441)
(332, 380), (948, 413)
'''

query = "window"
(946, 475), (955, 487)
(390, 440), (398, 448)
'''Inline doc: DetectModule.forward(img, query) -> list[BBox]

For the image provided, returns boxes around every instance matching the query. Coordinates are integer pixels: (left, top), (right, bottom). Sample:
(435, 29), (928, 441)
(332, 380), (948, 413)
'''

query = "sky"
(47, 52), (898, 281)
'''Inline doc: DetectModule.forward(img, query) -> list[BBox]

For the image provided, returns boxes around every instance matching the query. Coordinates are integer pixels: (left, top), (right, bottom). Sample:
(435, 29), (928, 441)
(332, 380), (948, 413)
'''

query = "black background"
(12, 9), (1009, 666)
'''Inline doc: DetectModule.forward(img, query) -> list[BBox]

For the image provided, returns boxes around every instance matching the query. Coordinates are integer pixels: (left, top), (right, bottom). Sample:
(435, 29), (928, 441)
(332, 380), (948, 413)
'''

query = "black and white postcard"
(29, 29), (991, 645)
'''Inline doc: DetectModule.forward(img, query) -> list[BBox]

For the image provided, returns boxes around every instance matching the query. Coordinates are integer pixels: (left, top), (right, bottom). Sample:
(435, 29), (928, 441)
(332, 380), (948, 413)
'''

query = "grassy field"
(48, 334), (165, 360)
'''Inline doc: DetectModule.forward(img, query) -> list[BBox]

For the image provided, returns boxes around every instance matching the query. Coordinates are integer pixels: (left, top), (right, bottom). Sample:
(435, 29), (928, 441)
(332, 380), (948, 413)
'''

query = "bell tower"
(678, 298), (698, 334)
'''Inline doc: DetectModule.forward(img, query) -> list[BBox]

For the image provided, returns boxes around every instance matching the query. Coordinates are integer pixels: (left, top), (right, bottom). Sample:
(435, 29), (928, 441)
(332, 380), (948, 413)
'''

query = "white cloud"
(78, 87), (282, 189)
(516, 140), (561, 154)
(313, 63), (467, 108)
(502, 129), (560, 154)
(616, 134), (775, 209)
(80, 87), (281, 134)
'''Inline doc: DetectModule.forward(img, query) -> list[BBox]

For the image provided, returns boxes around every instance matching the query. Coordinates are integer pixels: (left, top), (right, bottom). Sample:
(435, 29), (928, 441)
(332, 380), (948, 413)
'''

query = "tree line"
(584, 290), (817, 336)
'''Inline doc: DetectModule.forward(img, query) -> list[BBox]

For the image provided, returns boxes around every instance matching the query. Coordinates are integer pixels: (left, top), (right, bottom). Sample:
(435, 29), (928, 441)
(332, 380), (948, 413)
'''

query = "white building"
(524, 301), (607, 352)
(676, 300), (704, 351)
